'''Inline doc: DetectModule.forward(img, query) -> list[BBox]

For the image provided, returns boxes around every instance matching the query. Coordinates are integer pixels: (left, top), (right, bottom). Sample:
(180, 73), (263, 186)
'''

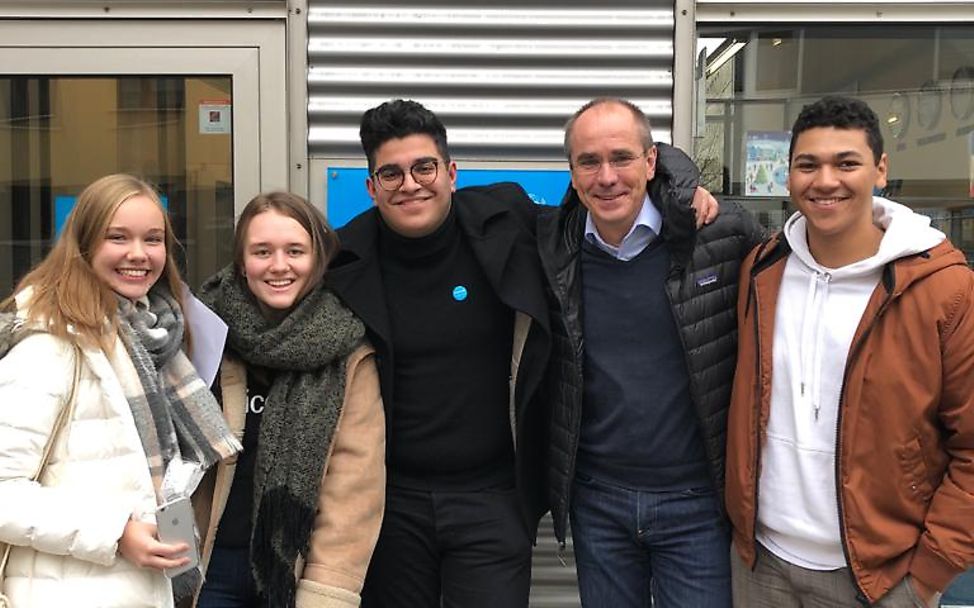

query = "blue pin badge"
(452, 285), (468, 302)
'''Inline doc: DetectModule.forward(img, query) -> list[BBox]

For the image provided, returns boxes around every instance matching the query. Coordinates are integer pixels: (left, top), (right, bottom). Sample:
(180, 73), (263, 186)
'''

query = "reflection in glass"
(0, 76), (235, 298)
(693, 25), (974, 264)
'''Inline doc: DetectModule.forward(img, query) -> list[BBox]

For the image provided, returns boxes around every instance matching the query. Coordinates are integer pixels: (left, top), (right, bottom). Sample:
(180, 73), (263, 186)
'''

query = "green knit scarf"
(198, 265), (365, 607)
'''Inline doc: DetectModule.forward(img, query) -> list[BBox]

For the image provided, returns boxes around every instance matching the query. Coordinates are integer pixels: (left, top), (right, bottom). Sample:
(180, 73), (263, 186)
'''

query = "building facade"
(0, 3), (971, 602)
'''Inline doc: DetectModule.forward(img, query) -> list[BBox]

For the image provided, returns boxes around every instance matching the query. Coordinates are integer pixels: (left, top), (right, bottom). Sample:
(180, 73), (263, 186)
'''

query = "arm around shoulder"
(715, 199), (768, 255)
(296, 344), (385, 608)
(740, 205), (769, 252)
(655, 142), (701, 193)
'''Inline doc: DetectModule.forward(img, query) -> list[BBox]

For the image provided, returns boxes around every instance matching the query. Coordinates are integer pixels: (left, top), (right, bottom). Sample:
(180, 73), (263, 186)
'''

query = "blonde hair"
(2, 174), (186, 351)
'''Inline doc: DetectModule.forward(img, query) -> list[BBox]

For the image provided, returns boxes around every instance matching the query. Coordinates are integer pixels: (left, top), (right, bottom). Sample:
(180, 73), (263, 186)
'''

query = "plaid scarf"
(112, 285), (242, 601)
(0, 312), (25, 358)
(199, 265), (365, 608)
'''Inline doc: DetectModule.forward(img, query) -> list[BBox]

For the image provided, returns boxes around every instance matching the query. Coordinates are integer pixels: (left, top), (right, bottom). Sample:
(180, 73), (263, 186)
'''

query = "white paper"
(161, 457), (206, 501)
(182, 289), (227, 388)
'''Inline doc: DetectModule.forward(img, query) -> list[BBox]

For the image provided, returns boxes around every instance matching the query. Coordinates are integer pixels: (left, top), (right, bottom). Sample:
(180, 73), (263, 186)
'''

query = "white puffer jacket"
(0, 316), (173, 606)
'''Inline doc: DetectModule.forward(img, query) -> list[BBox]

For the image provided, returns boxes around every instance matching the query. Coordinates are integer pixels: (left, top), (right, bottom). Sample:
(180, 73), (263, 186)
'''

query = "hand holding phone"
(155, 497), (200, 578)
(118, 519), (192, 574)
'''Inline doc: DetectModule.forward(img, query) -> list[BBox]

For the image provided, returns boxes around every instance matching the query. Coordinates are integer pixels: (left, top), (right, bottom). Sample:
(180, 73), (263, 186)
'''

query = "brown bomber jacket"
(725, 235), (974, 603)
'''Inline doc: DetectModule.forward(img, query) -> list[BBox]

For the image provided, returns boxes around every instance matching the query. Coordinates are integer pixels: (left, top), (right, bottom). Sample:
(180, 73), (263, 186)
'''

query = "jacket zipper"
(749, 273), (763, 560)
(833, 294), (892, 602)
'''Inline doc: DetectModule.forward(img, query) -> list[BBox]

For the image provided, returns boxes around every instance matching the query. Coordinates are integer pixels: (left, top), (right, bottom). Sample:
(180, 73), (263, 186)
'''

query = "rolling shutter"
(307, 1), (677, 161)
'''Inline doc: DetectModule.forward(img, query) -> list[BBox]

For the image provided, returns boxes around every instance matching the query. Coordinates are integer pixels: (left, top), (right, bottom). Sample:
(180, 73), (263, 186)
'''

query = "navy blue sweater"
(577, 239), (710, 491)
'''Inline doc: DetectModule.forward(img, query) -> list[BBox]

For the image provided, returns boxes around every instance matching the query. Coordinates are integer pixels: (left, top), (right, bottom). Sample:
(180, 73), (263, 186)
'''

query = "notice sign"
(199, 99), (231, 135)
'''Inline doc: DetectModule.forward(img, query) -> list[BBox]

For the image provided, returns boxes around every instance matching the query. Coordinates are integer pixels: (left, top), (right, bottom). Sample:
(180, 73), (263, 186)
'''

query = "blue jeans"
(197, 546), (259, 608)
(570, 473), (731, 608)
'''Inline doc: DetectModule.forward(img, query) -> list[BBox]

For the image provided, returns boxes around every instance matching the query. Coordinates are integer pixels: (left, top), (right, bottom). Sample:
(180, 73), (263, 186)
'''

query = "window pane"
(0, 76), (235, 299)
(694, 25), (974, 264)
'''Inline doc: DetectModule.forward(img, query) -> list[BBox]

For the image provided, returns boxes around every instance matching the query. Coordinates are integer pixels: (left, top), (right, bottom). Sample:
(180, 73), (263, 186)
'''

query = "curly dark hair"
(790, 95), (884, 164)
(359, 99), (450, 171)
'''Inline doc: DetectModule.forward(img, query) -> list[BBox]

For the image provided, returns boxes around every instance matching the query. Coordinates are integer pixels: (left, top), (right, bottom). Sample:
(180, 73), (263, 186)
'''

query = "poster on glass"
(745, 131), (790, 197)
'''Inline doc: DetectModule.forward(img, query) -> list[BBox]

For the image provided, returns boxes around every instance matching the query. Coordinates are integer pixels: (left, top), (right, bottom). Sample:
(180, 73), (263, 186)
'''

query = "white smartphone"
(155, 496), (200, 578)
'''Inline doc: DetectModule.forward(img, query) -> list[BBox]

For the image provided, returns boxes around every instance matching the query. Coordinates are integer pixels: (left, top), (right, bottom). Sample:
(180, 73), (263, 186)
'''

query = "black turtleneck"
(377, 204), (515, 491)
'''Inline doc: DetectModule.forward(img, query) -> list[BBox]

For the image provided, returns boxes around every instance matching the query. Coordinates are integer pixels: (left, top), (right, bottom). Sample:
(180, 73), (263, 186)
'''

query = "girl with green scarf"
(194, 192), (384, 608)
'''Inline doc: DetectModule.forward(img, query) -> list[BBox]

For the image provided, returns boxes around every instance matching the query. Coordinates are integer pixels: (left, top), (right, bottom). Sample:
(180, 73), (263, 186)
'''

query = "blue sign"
(325, 167), (570, 228)
(55, 194), (169, 237)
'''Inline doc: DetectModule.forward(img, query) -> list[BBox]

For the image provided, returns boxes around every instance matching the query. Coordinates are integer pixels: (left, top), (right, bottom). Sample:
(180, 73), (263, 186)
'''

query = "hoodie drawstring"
(799, 270), (831, 421)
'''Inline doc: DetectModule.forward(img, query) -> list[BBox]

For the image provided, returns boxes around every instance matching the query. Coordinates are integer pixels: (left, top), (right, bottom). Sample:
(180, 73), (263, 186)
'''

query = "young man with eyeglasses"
(326, 98), (719, 608)
(536, 98), (764, 607)
(326, 99), (552, 608)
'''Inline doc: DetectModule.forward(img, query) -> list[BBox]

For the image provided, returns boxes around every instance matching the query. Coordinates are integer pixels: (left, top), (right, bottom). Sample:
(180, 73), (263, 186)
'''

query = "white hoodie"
(755, 197), (946, 570)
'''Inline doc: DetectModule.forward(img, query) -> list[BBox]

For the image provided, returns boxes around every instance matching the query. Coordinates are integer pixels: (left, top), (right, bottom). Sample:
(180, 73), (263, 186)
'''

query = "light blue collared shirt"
(584, 195), (663, 261)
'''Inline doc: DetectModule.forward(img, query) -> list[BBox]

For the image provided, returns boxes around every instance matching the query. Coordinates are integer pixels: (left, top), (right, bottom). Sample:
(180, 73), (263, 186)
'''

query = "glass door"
(0, 20), (286, 297)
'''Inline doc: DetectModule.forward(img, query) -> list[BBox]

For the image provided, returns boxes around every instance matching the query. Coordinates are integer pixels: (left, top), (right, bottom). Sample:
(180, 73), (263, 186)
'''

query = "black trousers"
(361, 485), (533, 608)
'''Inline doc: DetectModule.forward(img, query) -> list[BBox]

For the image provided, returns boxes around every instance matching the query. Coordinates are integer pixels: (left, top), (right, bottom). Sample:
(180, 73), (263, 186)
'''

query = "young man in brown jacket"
(725, 95), (974, 607)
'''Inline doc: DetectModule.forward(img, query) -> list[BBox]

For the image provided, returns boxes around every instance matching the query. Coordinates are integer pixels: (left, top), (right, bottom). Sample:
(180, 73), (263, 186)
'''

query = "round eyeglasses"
(371, 158), (441, 192)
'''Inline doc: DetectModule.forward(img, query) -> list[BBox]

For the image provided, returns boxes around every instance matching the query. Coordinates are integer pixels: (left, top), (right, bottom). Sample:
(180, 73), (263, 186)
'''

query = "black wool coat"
(327, 182), (552, 537)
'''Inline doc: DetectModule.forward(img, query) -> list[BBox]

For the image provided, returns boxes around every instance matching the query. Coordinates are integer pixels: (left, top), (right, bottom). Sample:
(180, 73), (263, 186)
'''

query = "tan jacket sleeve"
(910, 272), (974, 592)
(296, 344), (385, 608)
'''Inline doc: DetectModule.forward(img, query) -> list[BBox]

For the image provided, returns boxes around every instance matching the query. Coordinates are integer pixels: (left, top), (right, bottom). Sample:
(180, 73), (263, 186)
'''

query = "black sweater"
(377, 206), (515, 490)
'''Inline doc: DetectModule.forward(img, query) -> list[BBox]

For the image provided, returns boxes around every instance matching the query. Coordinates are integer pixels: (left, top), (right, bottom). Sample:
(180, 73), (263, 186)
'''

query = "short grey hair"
(563, 97), (654, 159)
